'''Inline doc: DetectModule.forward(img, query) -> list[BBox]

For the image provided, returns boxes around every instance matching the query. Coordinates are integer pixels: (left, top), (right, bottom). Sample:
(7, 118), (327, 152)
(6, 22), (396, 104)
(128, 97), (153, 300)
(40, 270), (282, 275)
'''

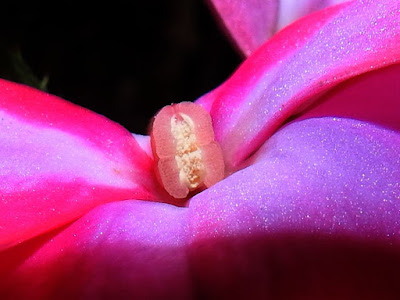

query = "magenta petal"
(0, 201), (191, 299)
(0, 80), (160, 249)
(209, 0), (350, 56)
(198, 0), (400, 170)
(298, 63), (400, 131)
(189, 117), (400, 242)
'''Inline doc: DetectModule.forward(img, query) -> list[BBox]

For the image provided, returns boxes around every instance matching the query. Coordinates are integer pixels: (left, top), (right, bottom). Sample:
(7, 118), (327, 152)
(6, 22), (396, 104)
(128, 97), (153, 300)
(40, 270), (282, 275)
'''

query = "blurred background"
(0, 1), (241, 134)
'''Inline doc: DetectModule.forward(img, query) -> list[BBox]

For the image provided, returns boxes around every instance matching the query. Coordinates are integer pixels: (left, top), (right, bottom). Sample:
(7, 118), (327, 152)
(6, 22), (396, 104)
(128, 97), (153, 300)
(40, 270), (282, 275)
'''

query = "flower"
(1, 0), (400, 298)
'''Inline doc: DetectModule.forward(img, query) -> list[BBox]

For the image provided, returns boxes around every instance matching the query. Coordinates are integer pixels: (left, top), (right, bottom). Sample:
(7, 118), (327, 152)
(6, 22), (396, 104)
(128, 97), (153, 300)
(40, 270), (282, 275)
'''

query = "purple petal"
(189, 117), (400, 241)
(198, 0), (400, 170)
(187, 117), (400, 296)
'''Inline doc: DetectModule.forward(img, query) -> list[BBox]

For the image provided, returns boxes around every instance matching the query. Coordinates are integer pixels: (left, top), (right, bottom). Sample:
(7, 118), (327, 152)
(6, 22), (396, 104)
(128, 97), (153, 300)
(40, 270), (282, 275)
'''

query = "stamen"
(151, 102), (225, 199)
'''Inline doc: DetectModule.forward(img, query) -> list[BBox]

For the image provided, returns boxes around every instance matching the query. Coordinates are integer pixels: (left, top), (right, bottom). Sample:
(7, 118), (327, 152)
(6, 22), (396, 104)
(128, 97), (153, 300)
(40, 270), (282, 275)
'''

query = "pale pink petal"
(209, 0), (350, 56)
(208, 0), (279, 56)
(276, 0), (352, 35)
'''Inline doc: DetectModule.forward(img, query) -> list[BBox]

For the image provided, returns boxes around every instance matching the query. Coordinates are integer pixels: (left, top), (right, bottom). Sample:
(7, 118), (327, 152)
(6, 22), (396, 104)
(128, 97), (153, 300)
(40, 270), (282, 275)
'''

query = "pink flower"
(1, 0), (400, 298)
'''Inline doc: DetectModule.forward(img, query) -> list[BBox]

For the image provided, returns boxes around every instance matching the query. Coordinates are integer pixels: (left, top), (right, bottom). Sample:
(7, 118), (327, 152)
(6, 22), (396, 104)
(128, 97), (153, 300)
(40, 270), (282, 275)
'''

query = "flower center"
(150, 101), (224, 199)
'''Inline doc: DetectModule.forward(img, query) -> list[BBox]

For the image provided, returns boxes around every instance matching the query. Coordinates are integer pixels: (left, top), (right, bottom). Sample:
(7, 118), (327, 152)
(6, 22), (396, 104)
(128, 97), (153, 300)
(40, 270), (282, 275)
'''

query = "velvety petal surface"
(209, 0), (350, 56)
(189, 117), (400, 241)
(187, 117), (400, 296)
(197, 0), (400, 170)
(298, 62), (400, 132)
(2, 117), (400, 298)
(0, 80), (166, 249)
(0, 200), (191, 299)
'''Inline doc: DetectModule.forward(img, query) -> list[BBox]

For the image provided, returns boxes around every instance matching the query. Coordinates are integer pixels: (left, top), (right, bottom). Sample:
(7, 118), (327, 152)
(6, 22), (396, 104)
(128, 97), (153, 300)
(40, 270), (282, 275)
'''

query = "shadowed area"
(1, 230), (400, 299)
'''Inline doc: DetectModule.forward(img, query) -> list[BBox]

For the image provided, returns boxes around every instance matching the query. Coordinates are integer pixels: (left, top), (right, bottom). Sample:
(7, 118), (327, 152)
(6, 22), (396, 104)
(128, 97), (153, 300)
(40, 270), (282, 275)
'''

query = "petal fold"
(298, 63), (400, 132)
(0, 200), (190, 299)
(198, 0), (400, 170)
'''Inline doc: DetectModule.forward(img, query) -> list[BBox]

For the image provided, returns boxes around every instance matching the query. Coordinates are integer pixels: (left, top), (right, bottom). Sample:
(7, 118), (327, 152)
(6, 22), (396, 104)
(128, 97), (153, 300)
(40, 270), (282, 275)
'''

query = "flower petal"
(198, 0), (400, 170)
(298, 63), (400, 132)
(276, 0), (352, 32)
(0, 79), (164, 249)
(3, 118), (400, 298)
(209, 0), (350, 56)
(187, 117), (400, 296)
(0, 200), (191, 299)
(208, 0), (279, 56)
(189, 117), (400, 242)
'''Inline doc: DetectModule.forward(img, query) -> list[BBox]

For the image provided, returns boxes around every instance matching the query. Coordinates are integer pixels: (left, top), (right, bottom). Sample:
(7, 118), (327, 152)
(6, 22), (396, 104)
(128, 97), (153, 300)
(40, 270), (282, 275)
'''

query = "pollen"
(151, 101), (225, 199)
(170, 113), (205, 189)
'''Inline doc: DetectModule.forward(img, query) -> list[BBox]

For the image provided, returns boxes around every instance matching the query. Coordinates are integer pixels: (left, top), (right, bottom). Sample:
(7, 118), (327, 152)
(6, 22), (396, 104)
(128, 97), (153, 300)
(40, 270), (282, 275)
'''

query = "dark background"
(0, 1), (241, 134)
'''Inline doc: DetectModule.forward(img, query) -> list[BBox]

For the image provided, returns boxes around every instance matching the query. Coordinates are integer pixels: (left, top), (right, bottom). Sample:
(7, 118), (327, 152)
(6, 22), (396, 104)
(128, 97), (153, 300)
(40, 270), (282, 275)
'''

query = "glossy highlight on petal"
(0, 79), (160, 249)
(198, 0), (400, 170)
(151, 102), (224, 198)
